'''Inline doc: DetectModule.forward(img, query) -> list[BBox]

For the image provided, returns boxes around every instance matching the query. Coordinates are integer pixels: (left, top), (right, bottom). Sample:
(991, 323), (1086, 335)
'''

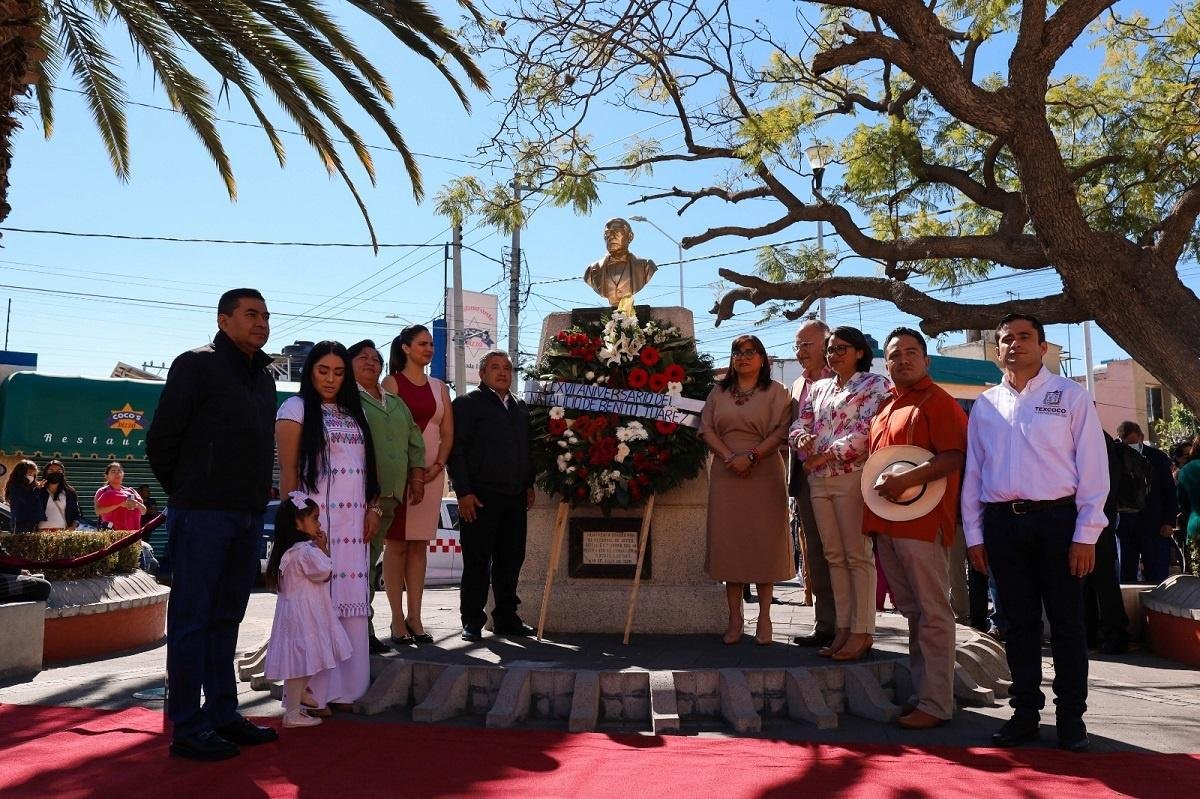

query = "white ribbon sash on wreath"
(525, 381), (705, 428)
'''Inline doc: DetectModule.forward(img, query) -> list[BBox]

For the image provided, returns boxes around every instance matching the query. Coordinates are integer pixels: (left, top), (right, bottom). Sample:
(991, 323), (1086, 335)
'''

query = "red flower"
(548, 418), (567, 436)
(664, 363), (685, 383)
(639, 345), (661, 367)
(627, 367), (650, 389)
(637, 473), (651, 486)
(577, 466), (589, 479)
(657, 450), (671, 463)
(588, 437), (619, 466)
(556, 331), (570, 343)
(655, 420), (678, 435)
(648, 373), (668, 393)
(576, 486), (587, 498)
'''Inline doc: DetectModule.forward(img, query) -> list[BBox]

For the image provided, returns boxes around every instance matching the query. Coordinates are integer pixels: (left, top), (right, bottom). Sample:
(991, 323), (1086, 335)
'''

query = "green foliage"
(1153, 403), (1200, 447)
(755, 243), (832, 282)
(25, 0), (489, 243)
(1, 530), (141, 581)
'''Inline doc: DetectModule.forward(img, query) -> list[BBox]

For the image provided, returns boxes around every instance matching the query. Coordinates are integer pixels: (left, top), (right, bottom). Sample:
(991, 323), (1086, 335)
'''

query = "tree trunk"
(0, 1), (36, 230)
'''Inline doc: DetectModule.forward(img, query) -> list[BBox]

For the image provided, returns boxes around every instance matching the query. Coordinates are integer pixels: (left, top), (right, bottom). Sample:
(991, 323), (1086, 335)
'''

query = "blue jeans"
(166, 508), (262, 738)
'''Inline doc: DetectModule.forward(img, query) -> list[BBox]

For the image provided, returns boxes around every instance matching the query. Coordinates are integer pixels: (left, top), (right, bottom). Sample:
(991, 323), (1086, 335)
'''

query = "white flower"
(599, 346), (622, 366)
(585, 371), (595, 381)
(666, 381), (683, 397)
(557, 453), (572, 472)
(549, 406), (565, 420)
(558, 440), (569, 449)
(615, 443), (630, 463)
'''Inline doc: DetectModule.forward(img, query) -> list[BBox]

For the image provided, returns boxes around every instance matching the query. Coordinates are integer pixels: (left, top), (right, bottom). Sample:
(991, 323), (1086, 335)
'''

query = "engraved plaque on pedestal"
(568, 516), (651, 579)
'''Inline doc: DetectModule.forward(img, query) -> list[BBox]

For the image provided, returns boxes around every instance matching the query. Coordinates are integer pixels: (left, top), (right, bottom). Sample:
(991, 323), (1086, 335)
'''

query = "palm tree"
(0, 0), (488, 246)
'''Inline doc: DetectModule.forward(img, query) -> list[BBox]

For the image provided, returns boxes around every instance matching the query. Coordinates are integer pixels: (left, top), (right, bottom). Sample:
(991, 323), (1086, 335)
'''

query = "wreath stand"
(535, 495), (657, 644)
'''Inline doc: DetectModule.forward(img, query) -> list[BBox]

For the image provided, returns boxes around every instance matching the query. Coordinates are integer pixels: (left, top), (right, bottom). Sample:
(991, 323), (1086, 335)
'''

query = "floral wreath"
(527, 310), (714, 512)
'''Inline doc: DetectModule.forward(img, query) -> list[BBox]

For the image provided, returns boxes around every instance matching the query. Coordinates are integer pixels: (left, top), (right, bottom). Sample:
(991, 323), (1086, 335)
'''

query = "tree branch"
(1040, 0), (1119, 70)
(630, 184), (774, 213)
(1068, 154), (1122, 181)
(1153, 179), (1200, 269)
(709, 269), (1086, 335)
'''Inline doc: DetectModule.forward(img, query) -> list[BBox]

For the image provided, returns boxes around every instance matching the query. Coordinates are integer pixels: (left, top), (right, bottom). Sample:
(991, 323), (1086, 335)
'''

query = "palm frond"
(33, 18), (62, 137)
(54, 0), (129, 177)
(267, 0), (394, 104)
(106, 0), (236, 198)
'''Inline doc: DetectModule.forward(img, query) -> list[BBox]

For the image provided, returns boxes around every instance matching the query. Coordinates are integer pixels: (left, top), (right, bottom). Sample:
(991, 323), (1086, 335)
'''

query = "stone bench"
(0, 601), (46, 680)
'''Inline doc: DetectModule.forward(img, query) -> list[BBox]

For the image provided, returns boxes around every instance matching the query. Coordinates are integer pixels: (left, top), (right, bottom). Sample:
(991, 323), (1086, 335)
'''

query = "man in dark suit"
(1115, 421), (1178, 584)
(147, 289), (278, 761)
(449, 350), (535, 641)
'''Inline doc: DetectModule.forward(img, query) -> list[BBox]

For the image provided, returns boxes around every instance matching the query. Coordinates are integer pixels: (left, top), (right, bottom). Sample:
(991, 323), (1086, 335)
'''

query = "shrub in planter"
(0, 530), (141, 580)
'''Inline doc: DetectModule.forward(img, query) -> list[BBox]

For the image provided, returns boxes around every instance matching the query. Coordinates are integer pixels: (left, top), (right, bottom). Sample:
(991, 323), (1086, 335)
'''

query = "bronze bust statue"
(583, 218), (657, 314)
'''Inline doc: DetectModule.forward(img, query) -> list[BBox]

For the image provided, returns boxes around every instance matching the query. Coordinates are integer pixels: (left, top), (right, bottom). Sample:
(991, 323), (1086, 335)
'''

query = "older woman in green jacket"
(349, 339), (426, 651)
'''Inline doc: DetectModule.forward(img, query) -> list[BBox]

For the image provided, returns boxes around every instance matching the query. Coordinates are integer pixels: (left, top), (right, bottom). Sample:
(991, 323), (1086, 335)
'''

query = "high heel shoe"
(832, 635), (873, 661)
(818, 629), (850, 657)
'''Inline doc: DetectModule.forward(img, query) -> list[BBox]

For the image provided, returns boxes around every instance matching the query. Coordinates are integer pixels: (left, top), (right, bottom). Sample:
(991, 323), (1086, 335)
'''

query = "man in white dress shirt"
(961, 313), (1108, 753)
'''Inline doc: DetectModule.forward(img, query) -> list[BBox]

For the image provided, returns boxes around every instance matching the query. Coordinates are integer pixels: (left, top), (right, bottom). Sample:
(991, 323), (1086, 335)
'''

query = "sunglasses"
(731, 348), (760, 358)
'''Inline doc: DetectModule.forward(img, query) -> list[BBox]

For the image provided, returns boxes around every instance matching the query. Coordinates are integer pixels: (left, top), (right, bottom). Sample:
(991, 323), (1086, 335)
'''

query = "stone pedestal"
(517, 307), (726, 634)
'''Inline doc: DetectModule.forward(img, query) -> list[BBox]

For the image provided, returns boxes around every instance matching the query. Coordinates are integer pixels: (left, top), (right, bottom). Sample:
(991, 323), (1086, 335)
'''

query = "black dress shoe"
(792, 631), (835, 647)
(368, 635), (390, 655)
(461, 625), (483, 642)
(170, 730), (240, 761)
(1057, 719), (1091, 752)
(214, 716), (279, 746)
(493, 621), (536, 637)
(991, 713), (1041, 747)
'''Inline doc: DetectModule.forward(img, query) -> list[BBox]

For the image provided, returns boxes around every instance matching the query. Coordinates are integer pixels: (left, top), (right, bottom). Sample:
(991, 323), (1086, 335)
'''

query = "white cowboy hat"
(860, 445), (946, 523)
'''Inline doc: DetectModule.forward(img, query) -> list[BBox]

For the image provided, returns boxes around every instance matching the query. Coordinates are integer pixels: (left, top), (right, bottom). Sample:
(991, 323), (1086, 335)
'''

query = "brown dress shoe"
(898, 708), (947, 730)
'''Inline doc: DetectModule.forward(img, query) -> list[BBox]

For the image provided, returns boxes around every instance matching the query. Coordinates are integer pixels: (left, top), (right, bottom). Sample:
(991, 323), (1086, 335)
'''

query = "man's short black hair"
(884, 326), (927, 356)
(218, 288), (265, 316)
(1116, 420), (1143, 439)
(996, 313), (1045, 343)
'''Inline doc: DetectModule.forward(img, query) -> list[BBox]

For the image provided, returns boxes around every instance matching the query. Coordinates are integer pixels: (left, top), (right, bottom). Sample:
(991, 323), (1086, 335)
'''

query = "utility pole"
(1082, 320), (1096, 397)
(509, 180), (533, 370)
(451, 223), (467, 395)
(3, 299), (9, 350)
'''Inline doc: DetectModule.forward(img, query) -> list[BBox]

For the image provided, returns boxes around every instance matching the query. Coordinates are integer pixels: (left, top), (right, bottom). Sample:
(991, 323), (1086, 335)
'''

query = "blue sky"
(2, 2), (1179, 382)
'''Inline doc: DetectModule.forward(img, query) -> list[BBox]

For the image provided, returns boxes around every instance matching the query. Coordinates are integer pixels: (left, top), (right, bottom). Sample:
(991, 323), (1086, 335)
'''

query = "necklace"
(732, 384), (758, 406)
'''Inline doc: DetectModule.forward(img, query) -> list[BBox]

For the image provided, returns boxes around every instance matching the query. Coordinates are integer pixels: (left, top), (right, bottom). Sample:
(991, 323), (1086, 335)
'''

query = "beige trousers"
(875, 531), (956, 720)
(808, 470), (876, 634)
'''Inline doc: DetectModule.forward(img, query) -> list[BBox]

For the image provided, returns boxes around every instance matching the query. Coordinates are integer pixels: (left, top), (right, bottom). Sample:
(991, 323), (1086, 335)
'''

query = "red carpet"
(1, 703), (1196, 798)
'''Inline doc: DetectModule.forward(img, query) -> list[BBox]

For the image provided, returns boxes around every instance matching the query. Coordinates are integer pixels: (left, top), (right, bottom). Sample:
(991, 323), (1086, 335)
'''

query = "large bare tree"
(448, 1), (1200, 409)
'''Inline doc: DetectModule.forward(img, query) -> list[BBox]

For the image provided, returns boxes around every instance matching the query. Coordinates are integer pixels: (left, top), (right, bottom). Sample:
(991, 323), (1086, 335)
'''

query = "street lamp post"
(628, 215), (685, 306)
(804, 144), (834, 323)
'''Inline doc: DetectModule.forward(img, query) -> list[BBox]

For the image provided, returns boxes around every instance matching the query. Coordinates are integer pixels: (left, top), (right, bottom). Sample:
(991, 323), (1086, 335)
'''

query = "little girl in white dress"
(264, 493), (353, 728)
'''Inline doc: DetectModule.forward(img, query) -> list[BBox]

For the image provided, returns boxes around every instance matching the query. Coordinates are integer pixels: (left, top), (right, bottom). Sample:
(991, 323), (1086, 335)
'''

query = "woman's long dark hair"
(718, 334), (773, 392)
(5, 460), (37, 502)
(388, 325), (430, 375)
(297, 341), (381, 501)
(828, 326), (875, 373)
(265, 497), (319, 592)
(43, 460), (77, 499)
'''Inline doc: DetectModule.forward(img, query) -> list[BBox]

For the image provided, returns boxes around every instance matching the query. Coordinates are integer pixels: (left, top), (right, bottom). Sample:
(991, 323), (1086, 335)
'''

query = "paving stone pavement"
(2, 583), (1198, 753)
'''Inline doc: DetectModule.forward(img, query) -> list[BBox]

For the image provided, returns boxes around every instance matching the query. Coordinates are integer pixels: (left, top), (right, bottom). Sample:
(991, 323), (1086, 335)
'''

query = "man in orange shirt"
(863, 327), (968, 730)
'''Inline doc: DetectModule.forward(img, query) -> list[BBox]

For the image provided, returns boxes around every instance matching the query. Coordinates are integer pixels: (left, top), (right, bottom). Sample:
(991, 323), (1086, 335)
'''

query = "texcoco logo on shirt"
(107, 403), (147, 436)
(1035, 389), (1068, 416)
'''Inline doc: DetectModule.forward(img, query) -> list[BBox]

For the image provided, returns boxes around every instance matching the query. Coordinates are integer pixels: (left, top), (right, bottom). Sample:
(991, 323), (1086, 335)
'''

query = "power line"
(0, 226), (445, 248)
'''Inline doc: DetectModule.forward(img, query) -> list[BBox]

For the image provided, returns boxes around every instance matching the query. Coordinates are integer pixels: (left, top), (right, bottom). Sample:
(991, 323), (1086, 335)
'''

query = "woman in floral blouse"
(789, 326), (892, 661)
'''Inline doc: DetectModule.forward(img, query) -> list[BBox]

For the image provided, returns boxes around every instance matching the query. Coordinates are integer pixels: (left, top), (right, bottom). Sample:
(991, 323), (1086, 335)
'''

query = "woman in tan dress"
(700, 334), (794, 646)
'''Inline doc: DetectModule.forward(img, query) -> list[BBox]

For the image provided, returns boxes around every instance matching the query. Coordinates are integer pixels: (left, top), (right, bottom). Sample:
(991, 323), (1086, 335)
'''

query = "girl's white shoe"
(283, 708), (322, 728)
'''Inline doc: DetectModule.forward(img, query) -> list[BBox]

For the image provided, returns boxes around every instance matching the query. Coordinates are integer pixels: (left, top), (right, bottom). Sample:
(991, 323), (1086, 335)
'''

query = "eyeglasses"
(794, 341), (817, 350)
(825, 344), (853, 356)
(731, 349), (760, 358)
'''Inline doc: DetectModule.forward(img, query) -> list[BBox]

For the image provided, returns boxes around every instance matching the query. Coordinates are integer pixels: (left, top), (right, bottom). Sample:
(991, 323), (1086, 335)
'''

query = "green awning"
(0, 372), (295, 460)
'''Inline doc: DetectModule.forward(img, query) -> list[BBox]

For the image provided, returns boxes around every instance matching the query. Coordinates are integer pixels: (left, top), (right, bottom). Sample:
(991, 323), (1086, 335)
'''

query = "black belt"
(986, 496), (1076, 515)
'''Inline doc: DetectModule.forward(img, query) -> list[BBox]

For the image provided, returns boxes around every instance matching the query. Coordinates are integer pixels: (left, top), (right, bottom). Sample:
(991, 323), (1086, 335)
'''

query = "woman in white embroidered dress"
(276, 341), (381, 709)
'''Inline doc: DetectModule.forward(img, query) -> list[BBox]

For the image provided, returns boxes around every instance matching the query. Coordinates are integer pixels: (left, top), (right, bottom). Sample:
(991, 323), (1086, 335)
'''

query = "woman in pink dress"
(264, 493), (353, 728)
(94, 462), (146, 530)
(276, 341), (380, 708)
(381, 325), (453, 644)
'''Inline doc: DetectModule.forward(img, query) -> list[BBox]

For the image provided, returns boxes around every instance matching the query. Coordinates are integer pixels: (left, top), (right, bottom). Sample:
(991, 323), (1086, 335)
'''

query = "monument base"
(519, 307), (727, 635)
